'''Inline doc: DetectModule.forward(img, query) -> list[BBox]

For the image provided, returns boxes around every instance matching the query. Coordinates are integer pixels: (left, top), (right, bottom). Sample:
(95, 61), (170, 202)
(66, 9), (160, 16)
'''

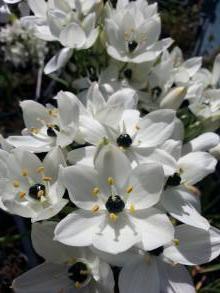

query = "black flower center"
(105, 195), (125, 214)
(151, 86), (162, 99)
(166, 173), (181, 187)
(128, 40), (138, 52)
(47, 125), (60, 137)
(117, 134), (132, 148)
(29, 183), (46, 200)
(149, 246), (164, 256)
(68, 262), (89, 284)
(124, 68), (133, 80)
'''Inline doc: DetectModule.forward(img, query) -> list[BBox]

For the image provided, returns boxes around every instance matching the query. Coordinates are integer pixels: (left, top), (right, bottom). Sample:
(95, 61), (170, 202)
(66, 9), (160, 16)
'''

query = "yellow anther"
(40, 196), (47, 203)
(135, 125), (140, 130)
(36, 166), (45, 173)
(42, 176), (52, 182)
(30, 127), (39, 134)
(184, 184), (201, 196)
(172, 239), (180, 246)
(92, 187), (100, 196)
(48, 109), (58, 117)
(37, 190), (45, 198)
(19, 191), (26, 199)
(109, 213), (118, 222)
(74, 282), (81, 289)
(91, 205), (100, 213)
(127, 185), (133, 193)
(12, 180), (20, 188)
(21, 169), (28, 177)
(107, 177), (114, 185)
(129, 204), (135, 214)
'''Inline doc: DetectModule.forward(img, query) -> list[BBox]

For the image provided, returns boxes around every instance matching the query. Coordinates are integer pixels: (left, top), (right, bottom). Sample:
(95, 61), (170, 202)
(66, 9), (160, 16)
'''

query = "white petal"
(27, 0), (47, 17)
(157, 258), (195, 293)
(44, 48), (73, 74)
(6, 135), (52, 153)
(43, 146), (66, 181)
(95, 144), (131, 191)
(31, 199), (68, 222)
(119, 257), (160, 293)
(57, 90), (79, 129)
(31, 221), (77, 263)
(178, 152), (217, 185)
(54, 210), (104, 247)
(137, 109), (176, 147)
(61, 165), (104, 210)
(119, 109), (140, 137)
(129, 208), (174, 251)
(12, 262), (71, 293)
(67, 146), (95, 166)
(162, 187), (209, 230)
(60, 23), (86, 48)
(163, 225), (220, 265)
(212, 53), (220, 86)
(183, 132), (220, 154)
(20, 100), (49, 129)
(93, 214), (141, 254)
(126, 163), (164, 209)
(80, 115), (108, 145)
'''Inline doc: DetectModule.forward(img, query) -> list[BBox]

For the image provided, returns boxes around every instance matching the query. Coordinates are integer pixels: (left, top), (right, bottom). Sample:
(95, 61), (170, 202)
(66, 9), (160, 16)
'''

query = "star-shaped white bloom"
(13, 221), (114, 292)
(1, 147), (68, 222)
(93, 224), (220, 293)
(55, 145), (174, 254)
(105, 0), (173, 63)
(7, 92), (79, 152)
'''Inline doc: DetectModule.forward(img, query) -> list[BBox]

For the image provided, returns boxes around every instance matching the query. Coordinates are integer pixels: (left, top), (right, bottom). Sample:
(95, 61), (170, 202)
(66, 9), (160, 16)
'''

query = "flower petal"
(163, 225), (220, 265)
(126, 162), (164, 209)
(54, 210), (104, 247)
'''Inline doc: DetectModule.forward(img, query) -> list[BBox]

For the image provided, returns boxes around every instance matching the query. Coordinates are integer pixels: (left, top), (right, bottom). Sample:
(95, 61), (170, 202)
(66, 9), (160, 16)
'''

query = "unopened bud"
(160, 87), (187, 110)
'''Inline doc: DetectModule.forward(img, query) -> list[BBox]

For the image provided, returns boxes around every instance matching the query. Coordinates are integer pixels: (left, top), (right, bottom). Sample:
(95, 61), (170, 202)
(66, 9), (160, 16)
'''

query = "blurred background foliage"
(0, 0), (220, 292)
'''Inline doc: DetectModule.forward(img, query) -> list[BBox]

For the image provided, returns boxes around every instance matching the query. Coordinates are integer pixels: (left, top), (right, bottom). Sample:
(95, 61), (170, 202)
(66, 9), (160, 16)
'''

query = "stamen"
(184, 184), (201, 196)
(135, 125), (140, 130)
(12, 180), (20, 188)
(129, 204), (135, 214)
(172, 239), (180, 246)
(42, 176), (52, 182)
(91, 187), (100, 196)
(30, 127), (40, 134)
(37, 190), (45, 198)
(74, 282), (81, 289)
(91, 205), (100, 213)
(127, 185), (133, 193)
(19, 191), (26, 199)
(107, 177), (114, 185)
(21, 169), (28, 177)
(36, 166), (45, 173)
(109, 213), (118, 222)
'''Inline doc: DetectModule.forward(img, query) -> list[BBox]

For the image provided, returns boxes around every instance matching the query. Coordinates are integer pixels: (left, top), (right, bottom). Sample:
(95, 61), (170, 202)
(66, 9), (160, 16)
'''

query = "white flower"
(189, 89), (220, 130)
(23, 0), (99, 49)
(163, 224), (220, 266)
(55, 145), (174, 254)
(80, 104), (177, 166)
(105, 0), (173, 63)
(1, 147), (68, 222)
(7, 92), (79, 152)
(119, 224), (220, 293)
(95, 224), (220, 293)
(13, 221), (114, 292)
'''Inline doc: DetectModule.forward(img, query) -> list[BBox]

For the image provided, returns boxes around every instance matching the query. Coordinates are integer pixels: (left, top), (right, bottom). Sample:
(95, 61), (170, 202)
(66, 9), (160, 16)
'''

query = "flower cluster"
(1, 0), (220, 292)
(0, 19), (48, 67)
